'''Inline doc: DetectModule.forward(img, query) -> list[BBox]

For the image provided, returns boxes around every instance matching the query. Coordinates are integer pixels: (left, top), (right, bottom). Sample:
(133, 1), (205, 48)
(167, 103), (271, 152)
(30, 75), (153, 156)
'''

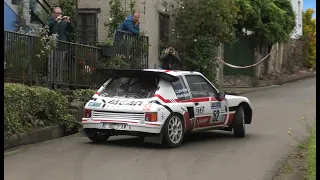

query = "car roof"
(143, 69), (203, 76)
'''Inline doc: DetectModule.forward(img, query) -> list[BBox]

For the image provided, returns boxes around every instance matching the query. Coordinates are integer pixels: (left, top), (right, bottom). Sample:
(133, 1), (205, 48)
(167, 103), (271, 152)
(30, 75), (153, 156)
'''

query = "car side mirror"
(216, 91), (225, 101)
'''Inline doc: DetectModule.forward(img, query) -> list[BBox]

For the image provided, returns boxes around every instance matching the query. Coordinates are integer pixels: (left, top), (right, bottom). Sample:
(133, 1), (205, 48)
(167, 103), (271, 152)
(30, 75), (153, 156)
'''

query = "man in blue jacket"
(118, 12), (140, 35)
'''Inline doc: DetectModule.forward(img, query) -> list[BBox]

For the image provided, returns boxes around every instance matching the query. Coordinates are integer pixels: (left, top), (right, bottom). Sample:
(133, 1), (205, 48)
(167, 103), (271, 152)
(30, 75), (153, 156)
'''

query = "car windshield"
(99, 76), (158, 99)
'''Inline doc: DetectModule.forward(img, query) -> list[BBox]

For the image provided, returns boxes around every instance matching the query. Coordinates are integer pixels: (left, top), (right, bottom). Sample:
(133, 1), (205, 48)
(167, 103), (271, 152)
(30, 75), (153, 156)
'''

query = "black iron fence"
(112, 30), (149, 69)
(4, 30), (149, 89)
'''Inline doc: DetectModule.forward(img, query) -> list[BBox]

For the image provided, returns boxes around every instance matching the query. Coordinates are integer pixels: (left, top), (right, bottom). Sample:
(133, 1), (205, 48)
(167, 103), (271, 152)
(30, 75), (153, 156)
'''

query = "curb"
(235, 85), (279, 95)
(257, 72), (316, 87)
(4, 125), (65, 150)
(224, 73), (316, 95)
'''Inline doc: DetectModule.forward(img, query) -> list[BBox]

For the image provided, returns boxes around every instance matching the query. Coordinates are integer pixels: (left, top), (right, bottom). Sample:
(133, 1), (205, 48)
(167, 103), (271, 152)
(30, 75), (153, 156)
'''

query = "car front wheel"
(163, 114), (185, 148)
(233, 106), (246, 138)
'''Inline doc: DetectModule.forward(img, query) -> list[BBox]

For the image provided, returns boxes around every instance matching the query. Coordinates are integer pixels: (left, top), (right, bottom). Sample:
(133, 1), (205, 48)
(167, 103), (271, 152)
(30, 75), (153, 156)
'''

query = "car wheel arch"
(162, 112), (186, 131)
(237, 102), (252, 124)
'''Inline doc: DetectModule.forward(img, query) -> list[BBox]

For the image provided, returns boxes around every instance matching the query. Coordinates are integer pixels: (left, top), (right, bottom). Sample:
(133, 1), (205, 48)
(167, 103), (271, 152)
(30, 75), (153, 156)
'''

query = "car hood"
(225, 94), (252, 108)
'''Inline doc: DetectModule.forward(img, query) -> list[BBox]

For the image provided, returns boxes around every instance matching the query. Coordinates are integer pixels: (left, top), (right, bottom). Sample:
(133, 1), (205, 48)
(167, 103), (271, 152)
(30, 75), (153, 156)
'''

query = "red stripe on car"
(154, 94), (218, 103)
(227, 113), (235, 125)
(92, 119), (139, 124)
(183, 111), (193, 132)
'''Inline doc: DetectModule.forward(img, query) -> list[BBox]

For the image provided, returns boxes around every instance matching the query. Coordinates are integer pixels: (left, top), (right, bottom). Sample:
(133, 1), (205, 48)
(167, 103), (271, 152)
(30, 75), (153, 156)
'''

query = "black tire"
(86, 129), (109, 143)
(162, 113), (185, 148)
(233, 106), (246, 138)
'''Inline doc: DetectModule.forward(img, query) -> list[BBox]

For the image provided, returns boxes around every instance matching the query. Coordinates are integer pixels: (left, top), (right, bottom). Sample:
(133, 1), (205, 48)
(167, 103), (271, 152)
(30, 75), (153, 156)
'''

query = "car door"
(183, 74), (222, 128)
(210, 95), (229, 126)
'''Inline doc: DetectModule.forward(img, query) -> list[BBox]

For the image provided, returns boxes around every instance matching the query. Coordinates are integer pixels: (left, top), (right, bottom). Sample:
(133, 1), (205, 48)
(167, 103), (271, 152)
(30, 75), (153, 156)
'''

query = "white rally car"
(82, 69), (253, 148)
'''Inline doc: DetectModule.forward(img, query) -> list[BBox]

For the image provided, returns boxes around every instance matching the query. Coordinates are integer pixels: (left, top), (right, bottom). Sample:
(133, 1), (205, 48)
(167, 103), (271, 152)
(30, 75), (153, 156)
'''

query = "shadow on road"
(85, 130), (254, 149)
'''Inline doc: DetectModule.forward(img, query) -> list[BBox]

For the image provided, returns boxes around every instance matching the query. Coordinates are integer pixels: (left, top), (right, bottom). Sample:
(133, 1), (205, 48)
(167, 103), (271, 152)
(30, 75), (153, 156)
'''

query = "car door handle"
(194, 102), (199, 106)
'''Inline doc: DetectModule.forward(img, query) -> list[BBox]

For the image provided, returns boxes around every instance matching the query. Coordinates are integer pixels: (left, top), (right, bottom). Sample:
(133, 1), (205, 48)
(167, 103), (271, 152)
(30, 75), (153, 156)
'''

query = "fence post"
(28, 35), (33, 85)
(218, 43), (224, 87)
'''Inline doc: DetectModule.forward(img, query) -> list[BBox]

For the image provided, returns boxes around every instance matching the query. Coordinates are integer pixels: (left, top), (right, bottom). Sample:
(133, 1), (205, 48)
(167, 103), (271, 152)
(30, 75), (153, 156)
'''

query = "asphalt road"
(4, 77), (316, 180)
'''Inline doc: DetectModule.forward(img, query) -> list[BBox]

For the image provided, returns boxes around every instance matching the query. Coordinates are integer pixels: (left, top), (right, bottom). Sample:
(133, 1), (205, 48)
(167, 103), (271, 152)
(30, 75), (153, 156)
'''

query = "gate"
(223, 35), (254, 87)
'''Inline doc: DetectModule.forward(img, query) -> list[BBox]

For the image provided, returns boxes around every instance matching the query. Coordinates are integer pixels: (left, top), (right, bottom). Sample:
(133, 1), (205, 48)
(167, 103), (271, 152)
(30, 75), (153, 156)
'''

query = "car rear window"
(99, 77), (158, 99)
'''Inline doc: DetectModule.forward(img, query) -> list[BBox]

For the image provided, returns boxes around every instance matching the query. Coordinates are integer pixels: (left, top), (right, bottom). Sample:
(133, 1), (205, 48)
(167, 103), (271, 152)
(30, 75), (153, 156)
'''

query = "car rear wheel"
(233, 106), (246, 138)
(163, 114), (185, 148)
(85, 129), (109, 143)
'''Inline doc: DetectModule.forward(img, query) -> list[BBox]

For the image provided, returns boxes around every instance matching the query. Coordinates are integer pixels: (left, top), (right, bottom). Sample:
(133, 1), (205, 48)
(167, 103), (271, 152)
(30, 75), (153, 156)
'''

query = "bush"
(307, 126), (316, 180)
(4, 83), (78, 137)
(71, 89), (97, 103)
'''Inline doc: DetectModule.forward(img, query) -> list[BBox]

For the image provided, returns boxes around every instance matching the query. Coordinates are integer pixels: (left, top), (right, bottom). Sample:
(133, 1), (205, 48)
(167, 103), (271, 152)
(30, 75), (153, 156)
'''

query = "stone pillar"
(252, 43), (261, 87)
(278, 44), (284, 70)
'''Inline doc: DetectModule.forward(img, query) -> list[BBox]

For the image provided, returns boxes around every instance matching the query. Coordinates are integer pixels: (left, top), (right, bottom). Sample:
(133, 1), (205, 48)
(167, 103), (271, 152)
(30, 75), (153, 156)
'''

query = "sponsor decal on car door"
(193, 98), (214, 128)
(210, 97), (229, 125)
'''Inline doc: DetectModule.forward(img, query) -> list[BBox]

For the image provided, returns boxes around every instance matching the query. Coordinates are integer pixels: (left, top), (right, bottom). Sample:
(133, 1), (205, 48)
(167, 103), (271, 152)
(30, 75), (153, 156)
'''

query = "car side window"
(171, 76), (191, 100)
(184, 75), (218, 98)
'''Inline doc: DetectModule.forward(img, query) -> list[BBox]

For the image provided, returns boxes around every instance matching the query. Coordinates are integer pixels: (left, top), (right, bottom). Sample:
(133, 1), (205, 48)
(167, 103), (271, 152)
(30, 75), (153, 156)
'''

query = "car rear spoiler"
(95, 68), (179, 82)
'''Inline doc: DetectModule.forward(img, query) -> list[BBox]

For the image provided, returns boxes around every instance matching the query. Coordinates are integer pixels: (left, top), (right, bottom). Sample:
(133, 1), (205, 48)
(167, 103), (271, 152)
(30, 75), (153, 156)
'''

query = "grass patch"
(306, 125), (316, 180)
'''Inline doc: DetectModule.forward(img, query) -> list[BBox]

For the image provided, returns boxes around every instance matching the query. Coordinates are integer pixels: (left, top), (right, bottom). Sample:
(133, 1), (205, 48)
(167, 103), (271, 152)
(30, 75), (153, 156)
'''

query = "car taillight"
(83, 109), (92, 118)
(145, 112), (157, 122)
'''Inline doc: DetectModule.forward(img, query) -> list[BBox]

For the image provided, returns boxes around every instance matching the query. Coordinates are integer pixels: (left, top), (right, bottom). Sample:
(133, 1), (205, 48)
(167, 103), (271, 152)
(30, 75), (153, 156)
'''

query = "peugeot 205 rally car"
(82, 69), (253, 148)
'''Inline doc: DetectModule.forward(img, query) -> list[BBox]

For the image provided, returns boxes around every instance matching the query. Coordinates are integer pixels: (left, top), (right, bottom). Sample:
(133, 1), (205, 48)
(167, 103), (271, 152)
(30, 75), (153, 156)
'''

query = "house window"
(77, 8), (101, 45)
(158, 13), (170, 55)
(12, 0), (23, 5)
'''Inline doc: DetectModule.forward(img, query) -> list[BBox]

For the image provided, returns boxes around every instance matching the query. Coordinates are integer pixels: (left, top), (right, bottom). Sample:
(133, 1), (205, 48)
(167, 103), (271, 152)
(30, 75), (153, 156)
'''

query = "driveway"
(4, 77), (316, 180)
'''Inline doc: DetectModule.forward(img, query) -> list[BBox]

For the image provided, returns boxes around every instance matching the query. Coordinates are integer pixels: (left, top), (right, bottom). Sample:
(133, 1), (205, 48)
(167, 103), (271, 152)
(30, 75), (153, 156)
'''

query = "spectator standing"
(159, 47), (182, 70)
(48, 7), (73, 41)
(47, 7), (73, 85)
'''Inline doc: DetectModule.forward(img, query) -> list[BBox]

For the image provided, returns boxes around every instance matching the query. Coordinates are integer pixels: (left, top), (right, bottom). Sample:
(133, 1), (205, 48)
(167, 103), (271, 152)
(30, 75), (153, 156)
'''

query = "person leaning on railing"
(118, 12), (140, 35)
(114, 12), (144, 67)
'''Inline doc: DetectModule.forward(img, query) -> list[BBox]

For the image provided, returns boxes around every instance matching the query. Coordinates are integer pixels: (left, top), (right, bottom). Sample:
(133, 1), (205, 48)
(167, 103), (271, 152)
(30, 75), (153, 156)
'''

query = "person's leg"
(48, 51), (55, 83)
(57, 50), (66, 83)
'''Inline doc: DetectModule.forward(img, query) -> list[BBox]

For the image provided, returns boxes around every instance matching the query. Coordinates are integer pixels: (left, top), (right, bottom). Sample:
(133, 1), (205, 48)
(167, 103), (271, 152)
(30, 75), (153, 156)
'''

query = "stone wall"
(258, 38), (305, 78)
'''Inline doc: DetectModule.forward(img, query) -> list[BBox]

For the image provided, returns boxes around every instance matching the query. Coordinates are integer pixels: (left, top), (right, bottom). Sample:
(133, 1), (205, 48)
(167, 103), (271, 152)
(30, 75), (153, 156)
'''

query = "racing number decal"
(212, 110), (220, 122)
(143, 104), (152, 111)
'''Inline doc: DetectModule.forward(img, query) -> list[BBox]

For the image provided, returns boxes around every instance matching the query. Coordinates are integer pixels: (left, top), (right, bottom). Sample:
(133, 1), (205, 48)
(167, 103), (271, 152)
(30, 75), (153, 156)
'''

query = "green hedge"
(4, 83), (79, 138)
(71, 89), (97, 103)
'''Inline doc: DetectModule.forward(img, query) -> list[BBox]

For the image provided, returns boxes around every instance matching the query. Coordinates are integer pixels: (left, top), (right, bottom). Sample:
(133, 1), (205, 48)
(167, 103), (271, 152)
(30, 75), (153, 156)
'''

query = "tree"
(234, 0), (296, 76)
(235, 0), (296, 45)
(164, 0), (296, 83)
(301, 8), (316, 68)
(171, 0), (239, 85)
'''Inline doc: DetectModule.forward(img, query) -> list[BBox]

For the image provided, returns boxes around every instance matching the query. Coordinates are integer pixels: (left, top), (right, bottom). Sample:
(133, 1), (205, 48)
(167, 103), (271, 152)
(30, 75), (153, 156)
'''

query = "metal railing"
(4, 30), (149, 89)
(112, 30), (149, 69)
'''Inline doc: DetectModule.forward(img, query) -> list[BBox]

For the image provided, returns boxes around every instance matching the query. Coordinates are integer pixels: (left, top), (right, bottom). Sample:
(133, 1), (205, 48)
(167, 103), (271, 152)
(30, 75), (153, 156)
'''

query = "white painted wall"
(4, 0), (32, 28)
(290, 0), (303, 38)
